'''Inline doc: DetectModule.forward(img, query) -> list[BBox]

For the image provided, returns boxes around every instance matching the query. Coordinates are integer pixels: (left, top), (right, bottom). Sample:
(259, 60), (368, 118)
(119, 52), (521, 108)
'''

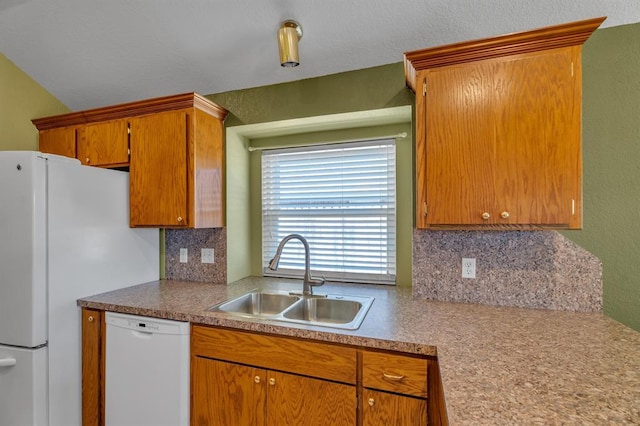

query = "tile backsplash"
(165, 228), (227, 283)
(413, 230), (602, 312)
(164, 226), (602, 312)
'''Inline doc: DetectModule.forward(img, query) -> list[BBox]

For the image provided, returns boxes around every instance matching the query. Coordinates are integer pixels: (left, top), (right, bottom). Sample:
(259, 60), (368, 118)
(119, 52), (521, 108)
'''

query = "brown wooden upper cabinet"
(404, 17), (605, 230)
(33, 93), (228, 228)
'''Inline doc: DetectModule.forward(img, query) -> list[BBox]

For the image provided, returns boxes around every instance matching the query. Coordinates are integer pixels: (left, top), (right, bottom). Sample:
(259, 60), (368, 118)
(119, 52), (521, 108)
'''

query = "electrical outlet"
(179, 248), (188, 263)
(462, 258), (476, 279)
(201, 248), (215, 264)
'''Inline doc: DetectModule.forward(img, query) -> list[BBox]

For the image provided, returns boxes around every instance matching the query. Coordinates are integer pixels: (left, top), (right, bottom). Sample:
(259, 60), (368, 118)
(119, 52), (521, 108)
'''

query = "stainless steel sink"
(282, 296), (370, 327)
(208, 291), (374, 330)
(210, 291), (300, 317)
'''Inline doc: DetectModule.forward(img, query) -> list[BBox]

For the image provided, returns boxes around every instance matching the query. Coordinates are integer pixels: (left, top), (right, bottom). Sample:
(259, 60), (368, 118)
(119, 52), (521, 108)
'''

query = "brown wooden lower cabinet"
(82, 316), (445, 426)
(191, 325), (444, 426)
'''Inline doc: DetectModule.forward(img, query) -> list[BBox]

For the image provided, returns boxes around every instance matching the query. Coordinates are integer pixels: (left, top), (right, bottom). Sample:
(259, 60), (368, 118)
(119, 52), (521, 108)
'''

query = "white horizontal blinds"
(262, 139), (396, 284)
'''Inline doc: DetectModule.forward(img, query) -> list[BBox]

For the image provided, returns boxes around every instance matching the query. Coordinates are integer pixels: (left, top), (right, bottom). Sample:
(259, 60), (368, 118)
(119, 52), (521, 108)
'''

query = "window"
(262, 139), (396, 284)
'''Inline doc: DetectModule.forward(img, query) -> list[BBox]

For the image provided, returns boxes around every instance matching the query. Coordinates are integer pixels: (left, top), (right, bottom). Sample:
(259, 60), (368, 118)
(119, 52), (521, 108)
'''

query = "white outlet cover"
(201, 248), (215, 264)
(179, 248), (188, 263)
(462, 257), (476, 279)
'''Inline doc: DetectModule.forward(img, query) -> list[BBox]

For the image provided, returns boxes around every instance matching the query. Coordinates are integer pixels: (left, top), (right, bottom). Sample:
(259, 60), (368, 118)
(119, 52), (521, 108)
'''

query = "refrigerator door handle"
(0, 356), (17, 367)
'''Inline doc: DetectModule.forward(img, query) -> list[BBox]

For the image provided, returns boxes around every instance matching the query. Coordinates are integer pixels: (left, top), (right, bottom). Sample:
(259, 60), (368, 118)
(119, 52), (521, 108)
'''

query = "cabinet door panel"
(129, 110), (189, 227)
(493, 48), (580, 226)
(77, 120), (129, 167)
(424, 64), (497, 225)
(422, 47), (581, 228)
(191, 357), (266, 426)
(362, 388), (426, 426)
(39, 127), (76, 158)
(266, 371), (356, 426)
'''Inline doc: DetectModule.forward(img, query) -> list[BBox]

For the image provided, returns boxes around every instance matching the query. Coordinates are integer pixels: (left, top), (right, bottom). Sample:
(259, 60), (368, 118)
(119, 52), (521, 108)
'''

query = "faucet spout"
(268, 234), (324, 295)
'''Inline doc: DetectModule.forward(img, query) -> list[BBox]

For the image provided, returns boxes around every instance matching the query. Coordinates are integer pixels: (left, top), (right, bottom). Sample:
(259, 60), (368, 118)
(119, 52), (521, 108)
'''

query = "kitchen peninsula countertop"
(78, 277), (640, 424)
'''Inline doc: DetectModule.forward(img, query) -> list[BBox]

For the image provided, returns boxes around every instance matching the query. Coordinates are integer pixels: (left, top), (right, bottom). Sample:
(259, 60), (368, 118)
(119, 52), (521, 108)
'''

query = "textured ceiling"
(1, 0), (638, 111)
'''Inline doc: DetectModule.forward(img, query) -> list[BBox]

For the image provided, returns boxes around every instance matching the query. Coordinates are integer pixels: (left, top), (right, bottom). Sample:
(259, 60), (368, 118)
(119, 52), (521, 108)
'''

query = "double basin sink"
(209, 290), (374, 330)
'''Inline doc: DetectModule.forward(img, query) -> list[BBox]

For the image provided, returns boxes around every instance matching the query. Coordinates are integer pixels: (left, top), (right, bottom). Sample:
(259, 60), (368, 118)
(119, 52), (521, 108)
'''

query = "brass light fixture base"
(278, 20), (303, 67)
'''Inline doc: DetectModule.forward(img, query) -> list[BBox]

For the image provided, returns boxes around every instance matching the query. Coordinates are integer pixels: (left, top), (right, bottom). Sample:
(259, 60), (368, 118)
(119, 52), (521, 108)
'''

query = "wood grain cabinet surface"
(32, 92), (228, 228)
(76, 120), (129, 167)
(81, 308), (104, 426)
(404, 17), (605, 230)
(191, 325), (357, 426)
(38, 126), (77, 159)
(361, 350), (430, 426)
(191, 325), (441, 426)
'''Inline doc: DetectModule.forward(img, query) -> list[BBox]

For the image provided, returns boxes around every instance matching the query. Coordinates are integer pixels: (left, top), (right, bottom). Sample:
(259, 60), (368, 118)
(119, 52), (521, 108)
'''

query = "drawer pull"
(368, 398), (375, 407)
(382, 372), (405, 381)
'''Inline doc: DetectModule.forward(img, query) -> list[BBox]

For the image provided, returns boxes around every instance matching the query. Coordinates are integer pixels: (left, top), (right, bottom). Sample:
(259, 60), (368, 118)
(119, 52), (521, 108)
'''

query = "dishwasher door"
(105, 312), (190, 426)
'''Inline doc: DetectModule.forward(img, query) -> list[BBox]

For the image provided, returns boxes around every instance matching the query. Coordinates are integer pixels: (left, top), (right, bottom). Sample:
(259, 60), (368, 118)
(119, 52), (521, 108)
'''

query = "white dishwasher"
(105, 312), (190, 426)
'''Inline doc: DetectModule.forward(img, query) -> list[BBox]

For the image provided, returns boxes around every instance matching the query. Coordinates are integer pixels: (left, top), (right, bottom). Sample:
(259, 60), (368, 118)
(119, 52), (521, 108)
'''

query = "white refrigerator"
(0, 151), (159, 426)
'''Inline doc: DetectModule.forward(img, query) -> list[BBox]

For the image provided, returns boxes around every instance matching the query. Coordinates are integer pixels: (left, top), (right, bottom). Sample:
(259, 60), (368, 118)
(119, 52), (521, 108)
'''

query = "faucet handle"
(309, 275), (325, 286)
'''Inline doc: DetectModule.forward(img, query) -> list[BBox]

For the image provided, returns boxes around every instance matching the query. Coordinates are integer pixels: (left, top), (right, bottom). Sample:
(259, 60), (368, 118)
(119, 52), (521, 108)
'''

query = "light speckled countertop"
(78, 277), (640, 425)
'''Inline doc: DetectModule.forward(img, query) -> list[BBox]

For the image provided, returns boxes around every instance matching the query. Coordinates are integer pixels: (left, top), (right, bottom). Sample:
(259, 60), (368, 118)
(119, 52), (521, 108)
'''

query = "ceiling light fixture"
(278, 20), (303, 67)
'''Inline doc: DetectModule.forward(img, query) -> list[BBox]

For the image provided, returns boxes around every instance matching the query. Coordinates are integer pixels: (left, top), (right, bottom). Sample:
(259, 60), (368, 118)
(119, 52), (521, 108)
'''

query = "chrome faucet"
(268, 234), (325, 295)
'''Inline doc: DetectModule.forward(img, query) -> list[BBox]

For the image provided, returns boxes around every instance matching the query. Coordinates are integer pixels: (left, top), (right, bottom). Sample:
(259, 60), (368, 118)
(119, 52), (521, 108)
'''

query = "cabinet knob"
(368, 398), (375, 407)
(177, 216), (183, 223)
(254, 376), (261, 384)
(85, 157), (90, 164)
(87, 315), (94, 322)
(269, 378), (275, 386)
(501, 211), (510, 219)
(481, 212), (490, 220)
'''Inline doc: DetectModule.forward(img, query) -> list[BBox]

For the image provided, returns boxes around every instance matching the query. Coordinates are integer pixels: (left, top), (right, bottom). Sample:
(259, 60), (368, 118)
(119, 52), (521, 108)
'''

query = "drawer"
(191, 325), (357, 384)
(361, 350), (428, 398)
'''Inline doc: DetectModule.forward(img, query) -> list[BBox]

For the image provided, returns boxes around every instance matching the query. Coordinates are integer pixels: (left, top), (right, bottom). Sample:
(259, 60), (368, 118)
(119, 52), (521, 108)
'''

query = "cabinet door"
(493, 48), (581, 227)
(362, 388), (427, 426)
(129, 110), (189, 227)
(420, 47), (581, 228)
(422, 64), (497, 226)
(77, 120), (129, 167)
(191, 357), (266, 426)
(39, 127), (76, 158)
(266, 370), (356, 426)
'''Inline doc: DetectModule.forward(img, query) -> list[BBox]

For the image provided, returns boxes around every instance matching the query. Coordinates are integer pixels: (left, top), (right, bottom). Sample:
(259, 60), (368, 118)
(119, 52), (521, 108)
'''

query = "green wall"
(561, 22), (640, 331)
(209, 63), (412, 126)
(0, 53), (69, 149)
